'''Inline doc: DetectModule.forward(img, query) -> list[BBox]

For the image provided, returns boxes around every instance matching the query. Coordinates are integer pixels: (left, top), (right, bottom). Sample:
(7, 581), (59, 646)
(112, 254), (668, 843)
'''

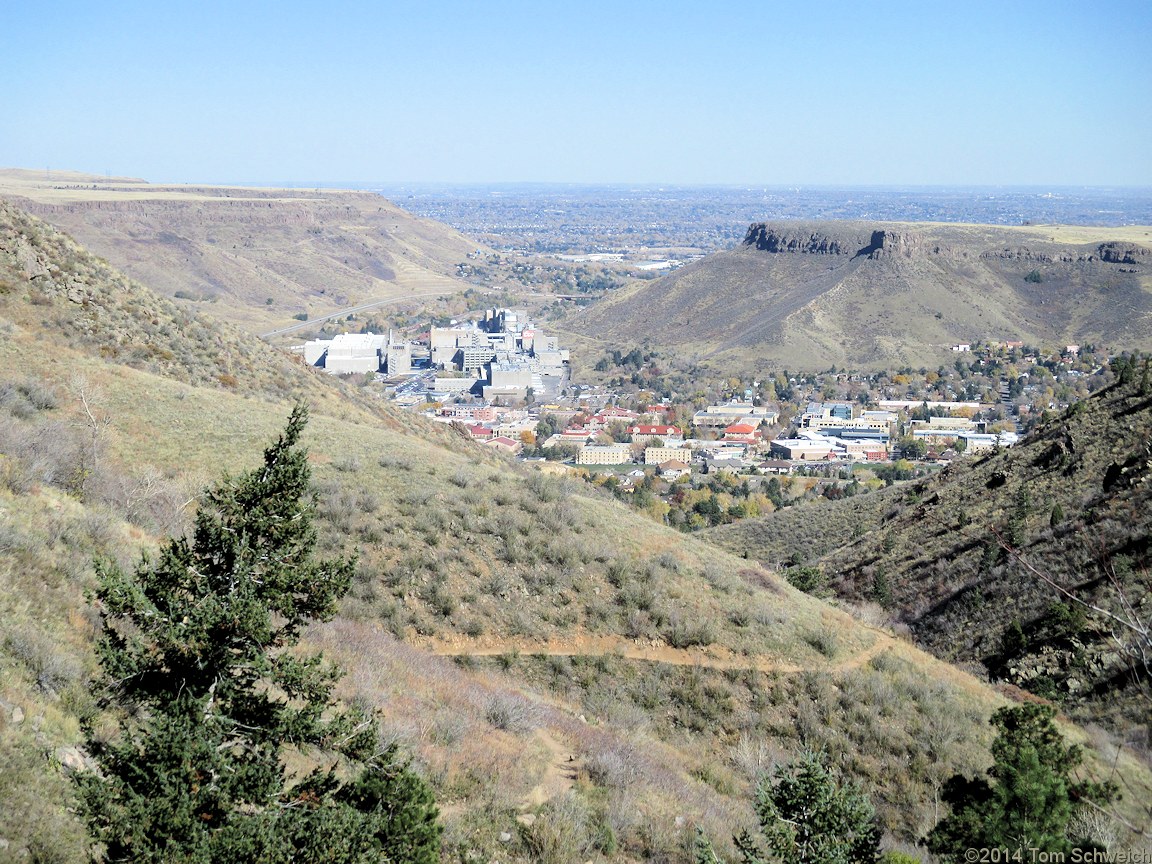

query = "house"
(657, 459), (691, 479)
(483, 435), (523, 455)
(588, 407), (641, 429)
(692, 401), (778, 429)
(466, 424), (494, 441)
(703, 457), (749, 475)
(760, 459), (794, 475)
(722, 422), (760, 446)
(769, 437), (840, 461)
(442, 404), (497, 422)
(954, 431), (1020, 453)
(644, 446), (693, 466)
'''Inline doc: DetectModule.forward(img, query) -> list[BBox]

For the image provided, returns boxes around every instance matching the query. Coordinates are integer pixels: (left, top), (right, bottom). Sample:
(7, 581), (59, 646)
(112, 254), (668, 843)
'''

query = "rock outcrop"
(1097, 241), (1151, 265)
(743, 224), (861, 255)
(743, 223), (958, 260)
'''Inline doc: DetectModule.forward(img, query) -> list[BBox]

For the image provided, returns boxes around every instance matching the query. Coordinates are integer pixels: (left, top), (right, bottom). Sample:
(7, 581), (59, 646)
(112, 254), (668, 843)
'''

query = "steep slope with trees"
(78, 406), (441, 863)
(713, 370), (1152, 745)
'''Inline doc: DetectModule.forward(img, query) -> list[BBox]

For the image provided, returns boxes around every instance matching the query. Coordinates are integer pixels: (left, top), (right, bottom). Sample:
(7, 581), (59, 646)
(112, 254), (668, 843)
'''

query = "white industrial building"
(303, 331), (411, 375)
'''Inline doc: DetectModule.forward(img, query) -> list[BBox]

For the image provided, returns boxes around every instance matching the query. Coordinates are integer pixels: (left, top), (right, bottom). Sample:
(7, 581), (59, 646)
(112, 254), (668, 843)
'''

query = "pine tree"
(926, 704), (1116, 859)
(75, 405), (440, 863)
(734, 751), (880, 864)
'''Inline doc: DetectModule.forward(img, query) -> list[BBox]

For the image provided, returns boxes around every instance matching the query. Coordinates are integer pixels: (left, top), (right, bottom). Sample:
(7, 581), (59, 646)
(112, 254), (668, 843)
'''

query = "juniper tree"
(75, 405), (440, 863)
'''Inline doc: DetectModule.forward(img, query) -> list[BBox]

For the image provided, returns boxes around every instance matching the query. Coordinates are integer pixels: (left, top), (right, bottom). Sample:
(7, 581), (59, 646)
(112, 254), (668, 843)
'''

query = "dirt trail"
(424, 630), (898, 810)
(422, 630), (894, 676)
(520, 728), (580, 811)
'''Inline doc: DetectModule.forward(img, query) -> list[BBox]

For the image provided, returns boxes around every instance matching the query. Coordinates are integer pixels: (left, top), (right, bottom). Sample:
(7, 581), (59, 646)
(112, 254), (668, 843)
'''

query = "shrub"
(804, 625), (839, 659)
(664, 612), (716, 648)
(483, 694), (536, 734)
(785, 565), (826, 595)
(520, 793), (594, 864)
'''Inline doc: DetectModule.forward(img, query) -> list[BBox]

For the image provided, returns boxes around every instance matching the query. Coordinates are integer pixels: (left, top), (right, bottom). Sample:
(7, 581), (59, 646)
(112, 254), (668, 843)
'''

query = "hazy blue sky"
(4, 0), (1149, 186)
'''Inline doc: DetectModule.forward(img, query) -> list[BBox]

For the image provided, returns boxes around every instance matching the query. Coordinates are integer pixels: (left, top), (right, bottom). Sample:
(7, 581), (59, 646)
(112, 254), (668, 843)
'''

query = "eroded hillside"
(0, 169), (482, 335)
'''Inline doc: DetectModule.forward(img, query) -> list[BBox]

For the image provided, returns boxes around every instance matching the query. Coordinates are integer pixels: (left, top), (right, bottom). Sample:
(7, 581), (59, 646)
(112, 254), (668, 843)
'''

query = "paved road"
(258, 290), (457, 339)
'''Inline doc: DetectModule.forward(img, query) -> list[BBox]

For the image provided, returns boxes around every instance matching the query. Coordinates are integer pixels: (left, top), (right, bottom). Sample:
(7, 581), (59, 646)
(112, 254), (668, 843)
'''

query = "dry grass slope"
(0, 169), (482, 335)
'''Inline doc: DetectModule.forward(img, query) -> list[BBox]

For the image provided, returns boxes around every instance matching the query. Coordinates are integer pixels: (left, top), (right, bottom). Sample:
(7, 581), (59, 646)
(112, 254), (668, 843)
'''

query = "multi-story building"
(577, 444), (633, 465)
(643, 446), (693, 465)
(692, 401), (778, 429)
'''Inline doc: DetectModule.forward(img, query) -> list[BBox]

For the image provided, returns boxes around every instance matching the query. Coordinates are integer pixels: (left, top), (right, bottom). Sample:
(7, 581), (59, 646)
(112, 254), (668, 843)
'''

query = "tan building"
(644, 446), (693, 465)
(769, 438), (838, 461)
(577, 444), (632, 465)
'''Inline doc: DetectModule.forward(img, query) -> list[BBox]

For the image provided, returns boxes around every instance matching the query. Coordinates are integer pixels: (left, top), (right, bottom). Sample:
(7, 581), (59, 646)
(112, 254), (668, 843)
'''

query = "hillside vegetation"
(709, 374), (1152, 750)
(1, 202), (1150, 861)
(0, 169), (481, 335)
(563, 220), (1152, 372)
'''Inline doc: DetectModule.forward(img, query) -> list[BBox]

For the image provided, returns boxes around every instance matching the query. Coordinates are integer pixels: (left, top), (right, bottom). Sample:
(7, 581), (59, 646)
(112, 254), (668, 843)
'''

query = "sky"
(3, 0), (1150, 186)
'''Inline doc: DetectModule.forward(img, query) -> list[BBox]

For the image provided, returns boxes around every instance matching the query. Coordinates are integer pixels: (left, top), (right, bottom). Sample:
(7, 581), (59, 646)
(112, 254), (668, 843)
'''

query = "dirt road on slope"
(421, 630), (894, 676)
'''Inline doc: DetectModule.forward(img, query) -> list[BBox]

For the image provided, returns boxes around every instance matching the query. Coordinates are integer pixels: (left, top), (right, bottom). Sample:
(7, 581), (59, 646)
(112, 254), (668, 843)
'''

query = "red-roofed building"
(588, 407), (641, 429)
(483, 435), (523, 454)
(466, 424), (494, 441)
(722, 422), (761, 447)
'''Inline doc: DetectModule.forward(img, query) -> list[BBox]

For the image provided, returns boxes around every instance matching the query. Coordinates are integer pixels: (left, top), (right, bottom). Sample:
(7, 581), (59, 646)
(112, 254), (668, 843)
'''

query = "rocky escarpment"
(856, 229), (960, 259)
(981, 241), (1150, 266)
(1096, 241), (1151, 266)
(744, 222), (1151, 270)
(742, 223), (957, 260)
(743, 223), (864, 255)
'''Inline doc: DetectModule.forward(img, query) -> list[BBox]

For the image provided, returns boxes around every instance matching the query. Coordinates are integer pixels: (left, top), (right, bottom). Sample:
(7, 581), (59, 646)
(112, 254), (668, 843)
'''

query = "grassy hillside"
(0, 168), (482, 335)
(2, 202), (1150, 861)
(703, 484), (904, 571)
(562, 220), (1152, 372)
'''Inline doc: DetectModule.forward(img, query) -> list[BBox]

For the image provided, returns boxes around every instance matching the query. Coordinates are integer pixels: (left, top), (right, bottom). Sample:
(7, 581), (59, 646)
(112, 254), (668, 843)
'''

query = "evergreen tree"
(926, 704), (1116, 859)
(734, 751), (880, 864)
(694, 828), (725, 864)
(75, 405), (440, 863)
